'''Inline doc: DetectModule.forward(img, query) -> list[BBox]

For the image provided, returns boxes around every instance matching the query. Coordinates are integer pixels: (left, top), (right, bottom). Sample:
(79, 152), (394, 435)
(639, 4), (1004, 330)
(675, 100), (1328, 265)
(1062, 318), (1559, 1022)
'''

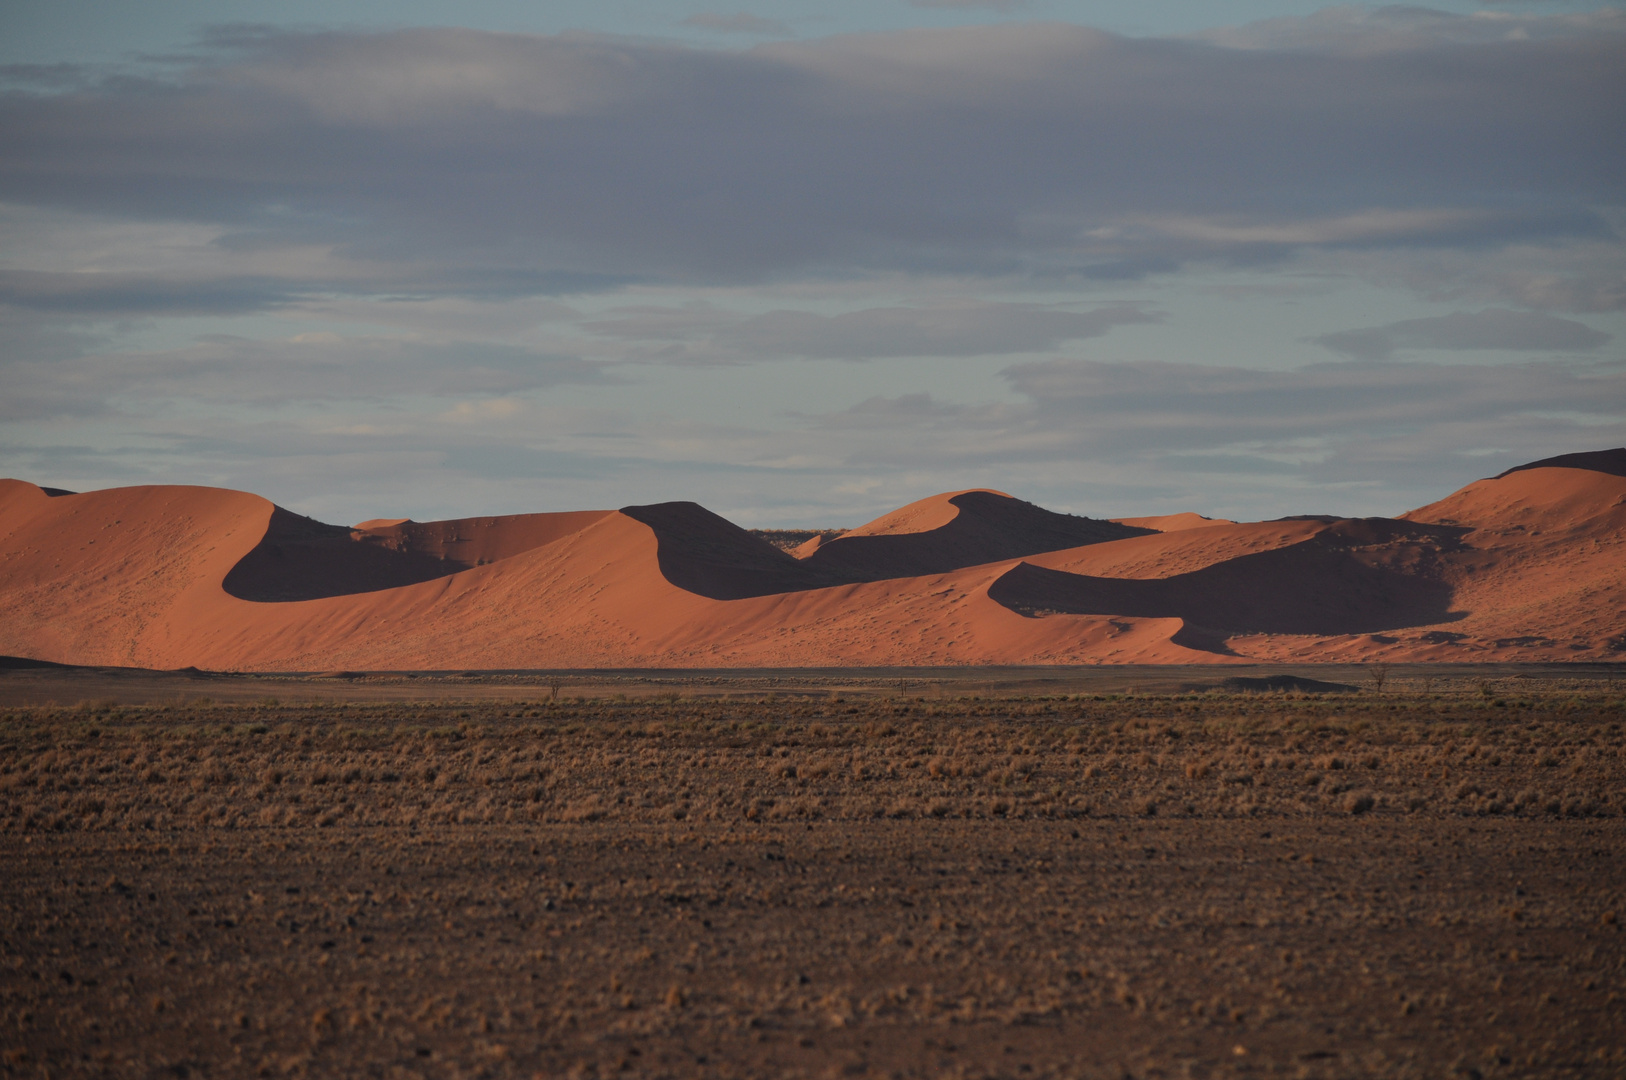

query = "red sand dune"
(795, 490), (1151, 582)
(225, 507), (613, 602)
(1, 450), (1622, 669)
(1111, 512), (1234, 533)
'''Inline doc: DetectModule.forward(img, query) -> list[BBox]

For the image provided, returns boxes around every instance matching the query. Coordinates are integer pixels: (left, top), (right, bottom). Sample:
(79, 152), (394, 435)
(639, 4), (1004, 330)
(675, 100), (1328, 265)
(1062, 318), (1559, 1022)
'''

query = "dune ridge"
(224, 507), (614, 602)
(797, 490), (1153, 582)
(1, 452), (1622, 669)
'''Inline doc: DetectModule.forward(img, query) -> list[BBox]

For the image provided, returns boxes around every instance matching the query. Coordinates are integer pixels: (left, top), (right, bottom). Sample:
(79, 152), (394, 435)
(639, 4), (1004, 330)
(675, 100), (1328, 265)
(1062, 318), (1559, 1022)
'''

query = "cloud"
(7, 348), (1620, 523)
(680, 13), (792, 36)
(1, 14), (1620, 525)
(0, 63), (102, 91)
(0, 18), (1617, 294)
(581, 300), (1159, 362)
(1312, 309), (1610, 360)
(0, 334), (611, 422)
(1128, 208), (1588, 251)
(999, 356), (1623, 445)
(0, 270), (308, 315)
(799, 356), (1626, 511)
(0, 264), (626, 317)
(1330, 237), (1626, 314)
(909, 0), (1029, 10)
(1201, 7), (1626, 53)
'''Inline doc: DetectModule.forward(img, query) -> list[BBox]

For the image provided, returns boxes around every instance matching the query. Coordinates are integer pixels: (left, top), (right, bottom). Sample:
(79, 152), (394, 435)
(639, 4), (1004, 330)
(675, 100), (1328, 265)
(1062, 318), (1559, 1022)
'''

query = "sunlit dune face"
(1, 454), (1621, 670)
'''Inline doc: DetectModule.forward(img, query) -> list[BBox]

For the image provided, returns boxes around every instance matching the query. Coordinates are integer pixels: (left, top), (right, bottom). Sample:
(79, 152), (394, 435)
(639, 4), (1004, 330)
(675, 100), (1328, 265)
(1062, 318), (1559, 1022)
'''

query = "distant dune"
(2, 449), (1622, 669)
(795, 489), (1152, 582)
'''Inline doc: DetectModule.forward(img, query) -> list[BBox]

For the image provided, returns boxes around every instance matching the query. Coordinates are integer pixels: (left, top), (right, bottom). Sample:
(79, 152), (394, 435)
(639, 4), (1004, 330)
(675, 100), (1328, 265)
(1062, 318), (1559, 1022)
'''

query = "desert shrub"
(0, 691), (1620, 829)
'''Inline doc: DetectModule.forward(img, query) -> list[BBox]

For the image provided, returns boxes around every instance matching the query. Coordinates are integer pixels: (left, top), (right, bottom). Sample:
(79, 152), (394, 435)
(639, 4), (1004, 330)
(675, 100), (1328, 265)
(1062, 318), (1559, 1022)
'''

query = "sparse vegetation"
(2, 689), (1623, 1077)
(1367, 661), (1390, 691)
(4, 692), (1618, 830)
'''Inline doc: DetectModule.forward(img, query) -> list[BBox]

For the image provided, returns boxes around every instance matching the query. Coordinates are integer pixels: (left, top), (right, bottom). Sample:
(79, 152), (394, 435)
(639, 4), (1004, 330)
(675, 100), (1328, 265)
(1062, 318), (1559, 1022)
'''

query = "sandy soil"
(3, 689), (1623, 1078)
(0, 452), (1622, 670)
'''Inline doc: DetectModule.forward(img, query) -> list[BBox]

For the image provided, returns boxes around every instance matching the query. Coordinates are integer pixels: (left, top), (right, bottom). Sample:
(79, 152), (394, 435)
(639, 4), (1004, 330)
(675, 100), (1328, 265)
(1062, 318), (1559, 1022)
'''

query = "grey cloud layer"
(2, 12), (1621, 523)
(582, 301), (1158, 362)
(1, 15), (1620, 297)
(1201, 6), (1626, 51)
(0, 270), (310, 314)
(808, 355), (1626, 480)
(1313, 308), (1611, 360)
(0, 335), (609, 422)
(11, 353), (1617, 522)
(909, 0), (1030, 9)
(998, 356), (1622, 450)
(680, 13), (793, 36)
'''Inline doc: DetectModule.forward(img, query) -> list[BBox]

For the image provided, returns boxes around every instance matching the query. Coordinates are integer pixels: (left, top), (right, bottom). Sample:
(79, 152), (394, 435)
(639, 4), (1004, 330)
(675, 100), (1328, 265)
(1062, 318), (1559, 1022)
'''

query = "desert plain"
(2, 452), (1624, 1077)
(2, 667), (1625, 1079)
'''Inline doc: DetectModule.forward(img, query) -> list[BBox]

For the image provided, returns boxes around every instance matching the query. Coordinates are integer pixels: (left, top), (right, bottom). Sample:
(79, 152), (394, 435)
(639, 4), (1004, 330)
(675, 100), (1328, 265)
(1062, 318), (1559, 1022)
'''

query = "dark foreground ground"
(2, 685), (1624, 1078)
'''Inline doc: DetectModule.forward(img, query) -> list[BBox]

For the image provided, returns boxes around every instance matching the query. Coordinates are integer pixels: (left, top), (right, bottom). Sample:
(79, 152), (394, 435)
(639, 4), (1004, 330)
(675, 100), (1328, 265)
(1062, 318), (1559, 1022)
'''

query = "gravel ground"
(2, 692), (1623, 1078)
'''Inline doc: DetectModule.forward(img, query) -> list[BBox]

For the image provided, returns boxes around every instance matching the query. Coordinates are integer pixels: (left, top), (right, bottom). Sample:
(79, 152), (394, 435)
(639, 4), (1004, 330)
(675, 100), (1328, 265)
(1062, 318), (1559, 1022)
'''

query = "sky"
(1, 1), (1623, 528)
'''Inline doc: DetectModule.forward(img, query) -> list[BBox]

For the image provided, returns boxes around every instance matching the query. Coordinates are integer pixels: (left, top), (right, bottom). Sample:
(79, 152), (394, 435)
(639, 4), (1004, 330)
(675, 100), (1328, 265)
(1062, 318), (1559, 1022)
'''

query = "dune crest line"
(1, 450), (1622, 669)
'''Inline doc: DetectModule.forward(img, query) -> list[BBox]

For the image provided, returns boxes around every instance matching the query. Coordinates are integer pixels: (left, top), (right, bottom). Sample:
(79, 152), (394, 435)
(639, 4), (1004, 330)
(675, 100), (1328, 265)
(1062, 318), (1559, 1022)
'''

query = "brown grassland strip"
(1, 691), (1624, 1078)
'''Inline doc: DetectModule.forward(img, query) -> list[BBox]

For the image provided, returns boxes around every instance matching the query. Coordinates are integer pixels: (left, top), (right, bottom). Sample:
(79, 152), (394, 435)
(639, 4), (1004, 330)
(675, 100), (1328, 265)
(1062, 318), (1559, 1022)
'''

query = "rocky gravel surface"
(2, 691), (1623, 1078)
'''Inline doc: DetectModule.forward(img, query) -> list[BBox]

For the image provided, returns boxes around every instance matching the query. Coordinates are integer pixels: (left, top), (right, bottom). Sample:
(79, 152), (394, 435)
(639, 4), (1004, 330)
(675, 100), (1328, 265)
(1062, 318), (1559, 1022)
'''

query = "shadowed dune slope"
(800, 490), (1152, 581)
(1220, 461), (1626, 663)
(223, 508), (612, 601)
(988, 518), (1468, 653)
(354, 511), (614, 568)
(1494, 447), (1626, 480)
(618, 502), (844, 600)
